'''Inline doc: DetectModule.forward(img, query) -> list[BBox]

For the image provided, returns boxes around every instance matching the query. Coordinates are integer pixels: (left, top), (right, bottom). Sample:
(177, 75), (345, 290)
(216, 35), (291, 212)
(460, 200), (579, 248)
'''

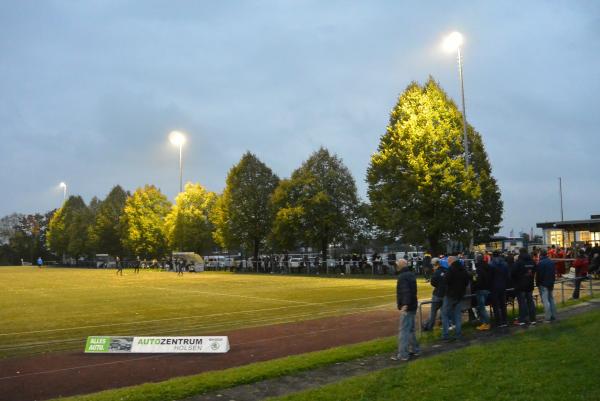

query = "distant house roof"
(537, 217), (600, 231)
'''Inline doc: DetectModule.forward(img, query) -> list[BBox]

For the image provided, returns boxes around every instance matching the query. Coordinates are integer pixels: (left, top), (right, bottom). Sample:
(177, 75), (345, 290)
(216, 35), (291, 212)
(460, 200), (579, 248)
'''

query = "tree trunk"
(428, 235), (442, 256)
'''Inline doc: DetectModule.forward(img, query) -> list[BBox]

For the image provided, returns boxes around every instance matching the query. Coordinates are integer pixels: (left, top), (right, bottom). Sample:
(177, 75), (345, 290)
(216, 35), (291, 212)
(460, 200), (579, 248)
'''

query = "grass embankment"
(271, 306), (600, 401)
(0, 267), (421, 358)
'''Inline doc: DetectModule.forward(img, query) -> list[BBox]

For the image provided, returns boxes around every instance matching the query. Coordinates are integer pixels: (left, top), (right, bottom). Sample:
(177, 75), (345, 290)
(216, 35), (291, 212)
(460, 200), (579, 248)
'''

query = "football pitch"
(0, 267), (430, 359)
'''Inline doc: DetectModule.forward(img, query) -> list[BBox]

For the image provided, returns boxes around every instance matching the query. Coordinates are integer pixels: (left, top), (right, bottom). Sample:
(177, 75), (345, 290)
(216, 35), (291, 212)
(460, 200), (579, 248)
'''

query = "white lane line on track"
(0, 294), (395, 336)
(0, 317), (397, 381)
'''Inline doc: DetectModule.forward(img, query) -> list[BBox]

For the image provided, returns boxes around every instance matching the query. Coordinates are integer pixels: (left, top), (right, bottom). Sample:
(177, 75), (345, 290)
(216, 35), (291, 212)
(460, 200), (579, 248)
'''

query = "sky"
(0, 0), (599, 236)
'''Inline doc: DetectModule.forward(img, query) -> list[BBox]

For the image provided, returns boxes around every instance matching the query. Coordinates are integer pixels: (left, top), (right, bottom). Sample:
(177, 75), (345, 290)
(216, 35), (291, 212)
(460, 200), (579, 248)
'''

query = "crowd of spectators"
(394, 243), (600, 361)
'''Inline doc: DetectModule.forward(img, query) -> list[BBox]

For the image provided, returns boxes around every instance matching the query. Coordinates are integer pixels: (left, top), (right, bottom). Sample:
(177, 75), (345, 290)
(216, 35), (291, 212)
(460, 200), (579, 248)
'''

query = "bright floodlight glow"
(59, 182), (67, 189)
(443, 31), (464, 52)
(169, 131), (186, 147)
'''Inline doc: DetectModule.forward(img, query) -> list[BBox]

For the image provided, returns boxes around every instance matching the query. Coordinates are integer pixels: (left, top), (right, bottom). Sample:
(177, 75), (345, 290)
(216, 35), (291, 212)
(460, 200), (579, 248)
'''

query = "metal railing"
(416, 276), (597, 337)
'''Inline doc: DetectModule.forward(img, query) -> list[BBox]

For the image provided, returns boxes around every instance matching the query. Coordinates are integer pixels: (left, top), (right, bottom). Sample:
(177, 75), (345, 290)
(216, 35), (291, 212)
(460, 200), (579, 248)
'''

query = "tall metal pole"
(178, 144), (183, 193)
(559, 177), (564, 221)
(457, 46), (473, 252)
(457, 46), (469, 169)
(63, 186), (67, 201)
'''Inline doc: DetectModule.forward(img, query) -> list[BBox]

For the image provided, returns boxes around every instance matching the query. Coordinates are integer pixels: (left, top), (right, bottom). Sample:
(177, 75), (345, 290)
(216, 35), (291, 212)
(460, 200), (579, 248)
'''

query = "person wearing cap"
(391, 259), (420, 361)
(422, 257), (445, 331)
(513, 248), (537, 325)
(537, 249), (557, 322)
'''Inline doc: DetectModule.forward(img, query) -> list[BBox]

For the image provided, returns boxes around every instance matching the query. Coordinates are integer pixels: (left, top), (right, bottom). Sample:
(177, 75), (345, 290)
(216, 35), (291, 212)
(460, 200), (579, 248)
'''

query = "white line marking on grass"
(0, 303), (395, 351)
(144, 286), (320, 306)
(0, 294), (395, 336)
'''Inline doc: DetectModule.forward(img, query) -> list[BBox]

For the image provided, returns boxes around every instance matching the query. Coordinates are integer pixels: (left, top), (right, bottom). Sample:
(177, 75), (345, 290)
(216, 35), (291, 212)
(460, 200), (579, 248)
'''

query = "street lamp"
(443, 31), (470, 169)
(169, 130), (186, 193)
(59, 182), (67, 202)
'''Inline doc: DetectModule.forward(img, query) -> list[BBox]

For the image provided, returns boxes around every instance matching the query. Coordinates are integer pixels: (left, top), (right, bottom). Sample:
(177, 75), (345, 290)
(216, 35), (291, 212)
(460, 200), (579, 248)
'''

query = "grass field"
(0, 266), (430, 358)
(271, 306), (600, 401)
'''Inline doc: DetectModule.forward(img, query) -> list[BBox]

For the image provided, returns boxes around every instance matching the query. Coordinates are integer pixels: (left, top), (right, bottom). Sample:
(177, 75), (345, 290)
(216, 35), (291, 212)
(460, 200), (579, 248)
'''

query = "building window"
(549, 230), (564, 247)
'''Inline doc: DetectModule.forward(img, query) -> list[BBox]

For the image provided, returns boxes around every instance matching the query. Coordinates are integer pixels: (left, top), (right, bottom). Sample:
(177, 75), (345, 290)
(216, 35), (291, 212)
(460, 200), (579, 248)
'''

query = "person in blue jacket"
(392, 259), (420, 361)
(536, 249), (557, 322)
(489, 251), (509, 327)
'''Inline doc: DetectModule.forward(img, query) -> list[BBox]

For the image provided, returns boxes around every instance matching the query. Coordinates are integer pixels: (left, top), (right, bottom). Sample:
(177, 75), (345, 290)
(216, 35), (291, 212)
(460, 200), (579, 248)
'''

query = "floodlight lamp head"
(59, 182), (67, 189)
(169, 131), (186, 147)
(443, 31), (464, 52)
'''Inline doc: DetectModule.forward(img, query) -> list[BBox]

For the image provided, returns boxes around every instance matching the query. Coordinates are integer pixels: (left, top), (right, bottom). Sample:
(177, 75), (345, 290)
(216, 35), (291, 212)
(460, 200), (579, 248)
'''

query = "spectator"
(422, 252), (433, 282)
(589, 253), (600, 277)
(441, 256), (470, 341)
(391, 259), (420, 361)
(472, 254), (492, 331)
(571, 250), (589, 300)
(513, 248), (537, 325)
(555, 247), (566, 277)
(537, 249), (557, 322)
(36, 256), (43, 269)
(489, 251), (509, 328)
(422, 258), (445, 331)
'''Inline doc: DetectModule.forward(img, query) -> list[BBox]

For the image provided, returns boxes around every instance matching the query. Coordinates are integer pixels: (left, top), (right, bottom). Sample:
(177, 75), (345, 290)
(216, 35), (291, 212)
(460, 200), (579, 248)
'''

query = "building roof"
(537, 218), (600, 231)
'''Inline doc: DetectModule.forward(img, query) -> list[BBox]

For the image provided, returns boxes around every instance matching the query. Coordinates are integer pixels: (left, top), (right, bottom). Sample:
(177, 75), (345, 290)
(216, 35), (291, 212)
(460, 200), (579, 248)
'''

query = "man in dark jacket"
(441, 256), (470, 341)
(422, 258), (445, 331)
(513, 248), (537, 325)
(537, 249), (557, 322)
(472, 254), (492, 330)
(489, 251), (509, 327)
(392, 259), (420, 361)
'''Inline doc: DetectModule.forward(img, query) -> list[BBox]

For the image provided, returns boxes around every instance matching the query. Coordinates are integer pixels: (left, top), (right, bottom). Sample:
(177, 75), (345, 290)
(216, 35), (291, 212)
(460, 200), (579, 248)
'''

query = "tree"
(271, 147), (360, 261)
(47, 196), (93, 258)
(367, 78), (502, 254)
(121, 185), (171, 258)
(164, 182), (217, 254)
(0, 213), (23, 245)
(88, 185), (129, 257)
(212, 152), (279, 260)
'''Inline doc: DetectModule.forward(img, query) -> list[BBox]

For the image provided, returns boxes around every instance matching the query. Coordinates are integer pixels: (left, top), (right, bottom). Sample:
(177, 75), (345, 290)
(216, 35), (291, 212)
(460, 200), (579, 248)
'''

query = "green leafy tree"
(47, 196), (92, 258)
(271, 147), (360, 261)
(88, 185), (129, 257)
(212, 152), (279, 260)
(367, 78), (502, 253)
(165, 182), (217, 254)
(121, 185), (171, 258)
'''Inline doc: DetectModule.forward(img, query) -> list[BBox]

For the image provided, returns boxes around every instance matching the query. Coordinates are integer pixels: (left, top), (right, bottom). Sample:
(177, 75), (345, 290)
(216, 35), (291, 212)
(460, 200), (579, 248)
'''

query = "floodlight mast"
(59, 182), (67, 202)
(443, 31), (469, 169)
(169, 131), (186, 193)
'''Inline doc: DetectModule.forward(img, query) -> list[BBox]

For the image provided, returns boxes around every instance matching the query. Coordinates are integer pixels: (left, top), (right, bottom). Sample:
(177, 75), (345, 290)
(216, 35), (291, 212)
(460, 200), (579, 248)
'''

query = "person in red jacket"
(555, 247), (566, 277)
(572, 250), (589, 299)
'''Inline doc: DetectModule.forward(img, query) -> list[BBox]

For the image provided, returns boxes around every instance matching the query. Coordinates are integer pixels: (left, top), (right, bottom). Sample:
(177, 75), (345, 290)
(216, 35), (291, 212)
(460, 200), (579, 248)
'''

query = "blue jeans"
(398, 309), (420, 358)
(516, 291), (536, 323)
(476, 290), (490, 324)
(539, 286), (557, 321)
(423, 295), (443, 331)
(442, 296), (463, 339)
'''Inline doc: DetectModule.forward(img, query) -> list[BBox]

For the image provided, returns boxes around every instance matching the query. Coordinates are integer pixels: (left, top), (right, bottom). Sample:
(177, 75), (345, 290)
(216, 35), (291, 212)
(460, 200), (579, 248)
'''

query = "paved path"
(184, 299), (600, 401)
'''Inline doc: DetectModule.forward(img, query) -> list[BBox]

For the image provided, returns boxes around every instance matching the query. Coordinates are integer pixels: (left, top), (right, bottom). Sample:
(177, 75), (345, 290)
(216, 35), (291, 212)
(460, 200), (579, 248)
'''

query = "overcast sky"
(1, 1), (598, 236)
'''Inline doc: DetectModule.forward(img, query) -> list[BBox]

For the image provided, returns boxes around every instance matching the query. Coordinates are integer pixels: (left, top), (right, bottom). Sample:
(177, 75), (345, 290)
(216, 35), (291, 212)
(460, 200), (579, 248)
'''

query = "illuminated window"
(580, 231), (591, 242)
(549, 230), (563, 247)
